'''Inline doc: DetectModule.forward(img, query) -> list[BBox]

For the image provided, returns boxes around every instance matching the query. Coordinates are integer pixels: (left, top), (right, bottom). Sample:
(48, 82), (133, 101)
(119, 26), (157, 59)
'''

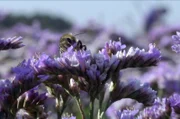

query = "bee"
(59, 33), (86, 54)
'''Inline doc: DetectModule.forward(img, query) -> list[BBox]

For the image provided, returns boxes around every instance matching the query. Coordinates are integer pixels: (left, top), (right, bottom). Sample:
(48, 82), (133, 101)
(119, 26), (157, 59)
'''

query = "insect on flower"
(59, 33), (87, 54)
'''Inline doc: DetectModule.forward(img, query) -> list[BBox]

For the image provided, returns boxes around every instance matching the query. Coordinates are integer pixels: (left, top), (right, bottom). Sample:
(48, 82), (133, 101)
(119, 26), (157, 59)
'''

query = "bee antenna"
(74, 32), (86, 36)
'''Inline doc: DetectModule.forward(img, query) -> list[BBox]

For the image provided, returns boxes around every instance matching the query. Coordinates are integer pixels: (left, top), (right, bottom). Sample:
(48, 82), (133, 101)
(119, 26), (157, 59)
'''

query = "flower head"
(100, 40), (126, 57)
(172, 32), (180, 53)
(138, 98), (171, 119)
(116, 109), (139, 119)
(0, 36), (24, 50)
(169, 93), (180, 114)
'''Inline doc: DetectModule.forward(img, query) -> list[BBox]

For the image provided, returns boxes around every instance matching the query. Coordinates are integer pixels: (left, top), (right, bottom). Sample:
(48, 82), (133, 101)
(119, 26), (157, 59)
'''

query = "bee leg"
(77, 40), (82, 45)
(76, 40), (82, 49)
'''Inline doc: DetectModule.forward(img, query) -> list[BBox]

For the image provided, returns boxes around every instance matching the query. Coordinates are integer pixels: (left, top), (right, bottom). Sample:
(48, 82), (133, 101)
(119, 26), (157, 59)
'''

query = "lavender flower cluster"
(0, 6), (180, 119)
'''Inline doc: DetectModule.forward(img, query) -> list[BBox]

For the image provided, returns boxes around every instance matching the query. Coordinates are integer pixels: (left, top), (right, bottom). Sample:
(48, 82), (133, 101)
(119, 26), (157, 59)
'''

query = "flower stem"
(75, 97), (86, 119)
(158, 88), (164, 98)
(97, 99), (103, 119)
(90, 98), (95, 119)
(57, 102), (66, 119)
(57, 97), (67, 119)
(97, 109), (104, 119)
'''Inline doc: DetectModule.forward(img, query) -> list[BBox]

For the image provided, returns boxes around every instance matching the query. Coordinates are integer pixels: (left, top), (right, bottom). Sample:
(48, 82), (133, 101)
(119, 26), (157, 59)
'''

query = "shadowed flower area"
(0, 36), (24, 50)
(109, 80), (157, 106)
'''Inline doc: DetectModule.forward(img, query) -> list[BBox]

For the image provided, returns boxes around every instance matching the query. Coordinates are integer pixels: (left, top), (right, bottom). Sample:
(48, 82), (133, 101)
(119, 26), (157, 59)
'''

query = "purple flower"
(0, 59), (46, 117)
(138, 98), (171, 119)
(0, 78), (50, 118)
(12, 59), (42, 92)
(147, 24), (180, 49)
(12, 89), (49, 118)
(164, 80), (180, 96)
(169, 93), (180, 114)
(116, 109), (139, 119)
(99, 40), (161, 72)
(0, 36), (24, 50)
(139, 62), (175, 92)
(109, 80), (157, 106)
(172, 32), (180, 53)
(111, 43), (161, 72)
(24, 40), (161, 98)
(100, 40), (126, 57)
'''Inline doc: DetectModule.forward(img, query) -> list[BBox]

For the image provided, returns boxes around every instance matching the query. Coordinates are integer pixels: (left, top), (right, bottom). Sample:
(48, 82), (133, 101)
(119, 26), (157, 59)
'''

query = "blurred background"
(0, 1), (180, 34)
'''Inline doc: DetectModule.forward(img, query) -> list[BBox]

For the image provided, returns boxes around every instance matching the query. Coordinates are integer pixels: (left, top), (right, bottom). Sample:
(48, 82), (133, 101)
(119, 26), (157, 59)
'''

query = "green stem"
(98, 99), (103, 119)
(75, 97), (86, 119)
(97, 109), (100, 119)
(99, 98), (111, 119)
(57, 98), (67, 119)
(58, 103), (66, 119)
(90, 98), (95, 119)
(105, 99), (111, 112)
(158, 88), (164, 98)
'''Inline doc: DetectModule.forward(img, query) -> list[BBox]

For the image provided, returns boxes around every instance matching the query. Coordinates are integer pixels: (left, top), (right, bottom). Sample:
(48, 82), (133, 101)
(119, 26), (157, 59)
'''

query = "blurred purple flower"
(164, 80), (180, 96)
(147, 24), (180, 49)
(116, 109), (139, 119)
(0, 36), (24, 50)
(145, 7), (167, 32)
(107, 98), (171, 119)
(172, 32), (180, 53)
(169, 93), (180, 114)
(138, 98), (171, 119)
(139, 62), (174, 86)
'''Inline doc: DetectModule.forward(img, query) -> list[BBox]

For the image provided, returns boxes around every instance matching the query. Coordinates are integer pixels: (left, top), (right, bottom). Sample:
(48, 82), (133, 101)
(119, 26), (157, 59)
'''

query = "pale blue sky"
(0, 1), (179, 34)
